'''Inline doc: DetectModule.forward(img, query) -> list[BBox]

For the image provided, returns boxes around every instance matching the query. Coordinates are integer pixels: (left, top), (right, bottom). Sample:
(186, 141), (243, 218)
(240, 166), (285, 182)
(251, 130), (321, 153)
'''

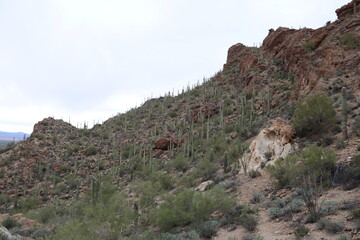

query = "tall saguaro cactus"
(341, 87), (348, 140)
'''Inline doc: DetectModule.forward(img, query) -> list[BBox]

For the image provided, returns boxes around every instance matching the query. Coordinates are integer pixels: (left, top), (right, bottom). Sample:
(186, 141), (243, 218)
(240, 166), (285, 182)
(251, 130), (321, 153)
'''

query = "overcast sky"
(0, 0), (349, 133)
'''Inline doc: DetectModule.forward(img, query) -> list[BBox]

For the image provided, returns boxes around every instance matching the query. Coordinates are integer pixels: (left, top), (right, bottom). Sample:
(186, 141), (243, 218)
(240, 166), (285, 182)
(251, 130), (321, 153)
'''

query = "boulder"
(240, 118), (296, 171)
(153, 137), (183, 150)
(195, 180), (214, 192)
(0, 226), (33, 240)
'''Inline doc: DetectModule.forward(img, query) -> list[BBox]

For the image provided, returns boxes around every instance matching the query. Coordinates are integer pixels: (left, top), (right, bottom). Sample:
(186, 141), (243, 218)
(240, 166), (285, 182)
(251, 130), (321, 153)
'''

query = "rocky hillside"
(0, 1), (359, 240)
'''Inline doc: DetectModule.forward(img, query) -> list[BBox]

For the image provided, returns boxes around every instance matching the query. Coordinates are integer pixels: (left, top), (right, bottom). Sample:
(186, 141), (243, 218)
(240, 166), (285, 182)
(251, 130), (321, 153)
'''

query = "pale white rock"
(0, 226), (33, 240)
(240, 118), (296, 171)
(195, 180), (214, 192)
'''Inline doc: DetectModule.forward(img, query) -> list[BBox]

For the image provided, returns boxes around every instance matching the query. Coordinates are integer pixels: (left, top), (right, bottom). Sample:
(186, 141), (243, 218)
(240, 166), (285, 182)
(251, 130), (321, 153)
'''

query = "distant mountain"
(0, 131), (30, 141)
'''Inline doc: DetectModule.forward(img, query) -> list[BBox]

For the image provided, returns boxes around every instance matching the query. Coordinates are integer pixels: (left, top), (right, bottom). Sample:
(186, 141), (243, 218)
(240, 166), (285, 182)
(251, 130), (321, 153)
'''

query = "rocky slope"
(0, 1), (359, 239)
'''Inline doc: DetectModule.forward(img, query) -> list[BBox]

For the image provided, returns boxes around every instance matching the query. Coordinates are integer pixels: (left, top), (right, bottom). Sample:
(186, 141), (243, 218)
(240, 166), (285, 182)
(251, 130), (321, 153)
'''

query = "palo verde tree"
(292, 94), (336, 137)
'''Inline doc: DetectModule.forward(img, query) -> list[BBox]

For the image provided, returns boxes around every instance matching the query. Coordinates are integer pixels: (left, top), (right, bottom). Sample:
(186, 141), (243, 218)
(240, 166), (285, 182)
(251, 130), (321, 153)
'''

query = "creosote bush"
(292, 94), (336, 137)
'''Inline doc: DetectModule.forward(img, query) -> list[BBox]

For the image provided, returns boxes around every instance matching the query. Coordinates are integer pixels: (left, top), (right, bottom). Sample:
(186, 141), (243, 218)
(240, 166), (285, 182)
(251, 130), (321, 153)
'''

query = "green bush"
(160, 231), (200, 240)
(353, 116), (360, 136)
(320, 201), (338, 215)
(249, 169), (261, 178)
(341, 32), (358, 49)
(157, 173), (174, 190)
(337, 235), (351, 240)
(198, 220), (219, 238)
(271, 198), (286, 208)
(222, 204), (256, 226)
(300, 145), (336, 186)
(250, 192), (264, 204)
(288, 199), (305, 213)
(317, 218), (344, 234)
(85, 145), (97, 156)
(172, 154), (189, 172)
(294, 225), (309, 239)
(269, 208), (282, 219)
(2, 216), (18, 229)
(18, 197), (42, 211)
(343, 154), (360, 189)
(196, 158), (218, 181)
(266, 156), (297, 188)
(303, 39), (318, 52)
(240, 213), (258, 231)
(292, 94), (336, 137)
(156, 188), (234, 231)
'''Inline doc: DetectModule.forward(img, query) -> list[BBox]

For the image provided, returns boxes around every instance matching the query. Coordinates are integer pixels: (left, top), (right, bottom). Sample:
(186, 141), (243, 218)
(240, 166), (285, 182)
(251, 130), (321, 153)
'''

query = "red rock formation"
(223, 43), (259, 74)
(154, 137), (181, 150)
(336, 0), (360, 19)
(192, 102), (219, 121)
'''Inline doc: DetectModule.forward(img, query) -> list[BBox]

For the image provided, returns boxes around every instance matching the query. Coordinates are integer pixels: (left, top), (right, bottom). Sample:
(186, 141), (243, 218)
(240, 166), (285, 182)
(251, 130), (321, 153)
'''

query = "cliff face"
(222, 0), (360, 99)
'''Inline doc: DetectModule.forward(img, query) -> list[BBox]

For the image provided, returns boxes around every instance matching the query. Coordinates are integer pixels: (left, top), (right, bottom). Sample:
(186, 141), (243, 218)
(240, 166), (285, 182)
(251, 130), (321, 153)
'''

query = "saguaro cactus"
(341, 87), (348, 140)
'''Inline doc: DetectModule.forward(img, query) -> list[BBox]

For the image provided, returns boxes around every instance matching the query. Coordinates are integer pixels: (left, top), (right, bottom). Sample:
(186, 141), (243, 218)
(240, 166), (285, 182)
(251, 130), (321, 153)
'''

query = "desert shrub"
(156, 188), (234, 231)
(352, 208), (360, 219)
(2, 216), (18, 229)
(303, 39), (317, 51)
(320, 201), (338, 215)
(222, 204), (256, 226)
(341, 32), (358, 49)
(288, 199), (305, 213)
(319, 135), (335, 146)
(342, 154), (360, 189)
(300, 145), (336, 185)
(198, 220), (219, 239)
(84, 145), (97, 156)
(242, 236), (263, 240)
(268, 208), (282, 219)
(157, 173), (174, 190)
(271, 198), (286, 208)
(248, 169), (261, 178)
(266, 156), (297, 188)
(168, 111), (177, 118)
(292, 94), (336, 137)
(65, 174), (78, 190)
(217, 180), (239, 190)
(160, 231), (200, 240)
(295, 146), (336, 220)
(18, 197), (42, 211)
(337, 235), (351, 240)
(353, 116), (360, 136)
(294, 225), (309, 239)
(317, 218), (344, 234)
(240, 213), (257, 231)
(196, 158), (218, 181)
(250, 192), (264, 204)
(335, 139), (346, 149)
(28, 205), (57, 224)
(55, 182), (67, 195)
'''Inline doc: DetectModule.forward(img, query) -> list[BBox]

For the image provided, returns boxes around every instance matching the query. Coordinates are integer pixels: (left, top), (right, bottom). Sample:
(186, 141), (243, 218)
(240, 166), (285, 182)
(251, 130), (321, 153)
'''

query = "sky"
(0, 0), (350, 133)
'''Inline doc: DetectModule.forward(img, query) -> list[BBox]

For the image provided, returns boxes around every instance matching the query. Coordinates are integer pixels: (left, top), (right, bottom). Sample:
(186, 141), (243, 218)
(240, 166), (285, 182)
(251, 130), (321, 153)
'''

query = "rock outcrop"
(261, 2), (360, 97)
(195, 180), (214, 192)
(240, 118), (296, 171)
(154, 136), (182, 150)
(336, 0), (360, 19)
(0, 226), (33, 240)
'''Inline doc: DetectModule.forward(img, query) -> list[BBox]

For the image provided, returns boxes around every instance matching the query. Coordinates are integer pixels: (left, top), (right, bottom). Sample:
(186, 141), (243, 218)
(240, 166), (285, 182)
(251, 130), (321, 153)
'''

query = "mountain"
(0, 131), (30, 141)
(0, 1), (359, 239)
